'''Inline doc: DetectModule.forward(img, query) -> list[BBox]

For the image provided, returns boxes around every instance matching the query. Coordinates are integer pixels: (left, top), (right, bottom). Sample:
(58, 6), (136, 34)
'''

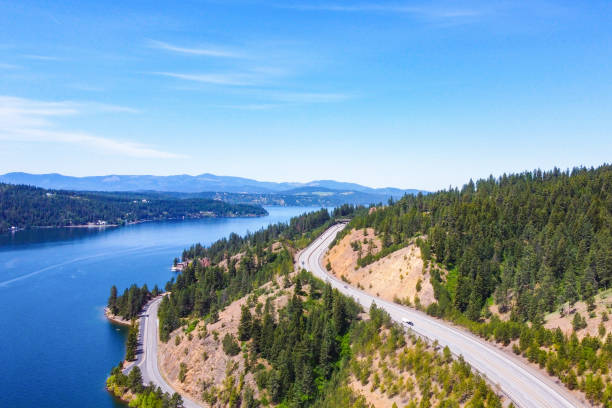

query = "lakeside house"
(171, 257), (210, 271)
(171, 261), (189, 272)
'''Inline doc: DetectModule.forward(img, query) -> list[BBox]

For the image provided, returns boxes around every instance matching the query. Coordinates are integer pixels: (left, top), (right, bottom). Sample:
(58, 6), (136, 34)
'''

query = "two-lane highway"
(128, 296), (201, 408)
(298, 223), (585, 408)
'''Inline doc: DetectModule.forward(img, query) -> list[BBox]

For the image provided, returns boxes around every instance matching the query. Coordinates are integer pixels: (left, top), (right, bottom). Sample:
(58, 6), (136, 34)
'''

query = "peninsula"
(0, 183), (267, 233)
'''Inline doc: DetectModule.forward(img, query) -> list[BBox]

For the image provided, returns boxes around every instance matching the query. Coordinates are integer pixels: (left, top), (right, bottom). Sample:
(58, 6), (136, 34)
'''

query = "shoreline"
(104, 307), (132, 326)
(1, 212), (268, 235)
(8, 212), (267, 231)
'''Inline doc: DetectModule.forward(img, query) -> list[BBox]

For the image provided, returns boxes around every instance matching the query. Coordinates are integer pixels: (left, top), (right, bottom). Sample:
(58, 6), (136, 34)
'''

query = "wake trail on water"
(0, 244), (170, 288)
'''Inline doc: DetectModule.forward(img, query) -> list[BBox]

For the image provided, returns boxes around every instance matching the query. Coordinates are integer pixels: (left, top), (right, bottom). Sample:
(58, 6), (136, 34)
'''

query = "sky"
(0, 0), (610, 191)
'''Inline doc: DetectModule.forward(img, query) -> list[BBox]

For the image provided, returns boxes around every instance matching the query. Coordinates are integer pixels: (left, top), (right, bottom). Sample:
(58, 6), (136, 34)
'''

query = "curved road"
(128, 296), (201, 408)
(298, 223), (586, 408)
(130, 223), (585, 408)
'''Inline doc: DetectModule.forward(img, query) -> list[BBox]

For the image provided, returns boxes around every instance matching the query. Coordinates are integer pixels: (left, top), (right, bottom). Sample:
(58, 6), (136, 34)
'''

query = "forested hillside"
(106, 207), (361, 407)
(179, 205), (353, 264)
(344, 165), (611, 322)
(156, 269), (505, 408)
(108, 206), (358, 340)
(0, 183), (267, 232)
(333, 165), (612, 406)
(238, 275), (504, 407)
(157, 206), (356, 342)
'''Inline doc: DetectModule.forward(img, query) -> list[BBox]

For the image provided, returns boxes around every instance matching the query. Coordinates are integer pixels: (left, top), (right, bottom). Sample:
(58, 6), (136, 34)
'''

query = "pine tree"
(126, 322), (139, 361)
(238, 305), (253, 341)
(127, 366), (143, 393)
(108, 285), (118, 314)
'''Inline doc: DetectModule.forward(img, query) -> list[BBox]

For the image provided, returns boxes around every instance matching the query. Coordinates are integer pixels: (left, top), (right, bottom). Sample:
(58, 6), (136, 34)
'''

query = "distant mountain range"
(0, 173), (426, 206)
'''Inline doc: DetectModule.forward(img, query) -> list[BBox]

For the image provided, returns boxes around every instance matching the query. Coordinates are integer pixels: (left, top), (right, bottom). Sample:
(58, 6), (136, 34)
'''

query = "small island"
(0, 183), (267, 233)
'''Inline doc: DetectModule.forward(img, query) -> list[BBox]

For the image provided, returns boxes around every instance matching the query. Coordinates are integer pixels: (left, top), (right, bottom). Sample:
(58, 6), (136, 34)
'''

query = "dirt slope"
(158, 275), (295, 406)
(325, 228), (435, 307)
(544, 288), (611, 339)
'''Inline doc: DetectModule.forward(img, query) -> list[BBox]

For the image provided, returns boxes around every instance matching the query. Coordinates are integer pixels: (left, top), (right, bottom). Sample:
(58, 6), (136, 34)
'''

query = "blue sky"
(0, 0), (610, 190)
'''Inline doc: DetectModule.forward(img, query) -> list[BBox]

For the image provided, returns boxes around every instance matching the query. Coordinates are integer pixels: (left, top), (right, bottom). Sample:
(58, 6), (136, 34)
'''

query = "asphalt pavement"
(131, 295), (201, 408)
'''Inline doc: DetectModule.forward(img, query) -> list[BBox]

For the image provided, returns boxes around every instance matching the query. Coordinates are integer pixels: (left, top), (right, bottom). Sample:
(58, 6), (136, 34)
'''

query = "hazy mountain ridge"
(0, 172), (424, 195)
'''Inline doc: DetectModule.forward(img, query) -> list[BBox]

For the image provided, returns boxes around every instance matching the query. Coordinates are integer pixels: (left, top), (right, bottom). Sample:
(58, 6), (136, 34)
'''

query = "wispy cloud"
(154, 71), (258, 86)
(149, 40), (242, 58)
(21, 54), (63, 61)
(271, 91), (351, 103)
(208, 91), (352, 110)
(150, 38), (350, 104)
(281, 3), (482, 18)
(0, 96), (183, 159)
(0, 63), (19, 69)
(211, 103), (280, 110)
(3, 128), (185, 159)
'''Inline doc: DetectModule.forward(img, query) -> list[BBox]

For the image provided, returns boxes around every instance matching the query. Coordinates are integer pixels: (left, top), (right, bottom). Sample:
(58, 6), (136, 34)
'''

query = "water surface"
(0, 207), (317, 408)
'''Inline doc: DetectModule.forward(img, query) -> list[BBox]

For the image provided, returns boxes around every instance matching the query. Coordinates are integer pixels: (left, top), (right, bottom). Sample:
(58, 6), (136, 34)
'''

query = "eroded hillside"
(159, 270), (506, 408)
(325, 227), (436, 307)
(158, 273), (295, 406)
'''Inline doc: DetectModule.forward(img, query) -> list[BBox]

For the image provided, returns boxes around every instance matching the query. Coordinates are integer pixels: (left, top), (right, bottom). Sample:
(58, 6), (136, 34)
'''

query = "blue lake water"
(0, 206), (318, 408)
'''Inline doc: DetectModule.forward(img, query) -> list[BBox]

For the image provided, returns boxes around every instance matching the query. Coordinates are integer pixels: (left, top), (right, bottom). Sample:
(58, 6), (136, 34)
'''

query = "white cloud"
(154, 71), (257, 86)
(149, 40), (242, 58)
(0, 96), (184, 159)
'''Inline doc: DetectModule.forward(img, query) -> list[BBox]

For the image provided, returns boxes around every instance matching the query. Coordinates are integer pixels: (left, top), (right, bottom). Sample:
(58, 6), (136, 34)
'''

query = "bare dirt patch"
(488, 304), (511, 322)
(325, 228), (435, 307)
(544, 289), (612, 339)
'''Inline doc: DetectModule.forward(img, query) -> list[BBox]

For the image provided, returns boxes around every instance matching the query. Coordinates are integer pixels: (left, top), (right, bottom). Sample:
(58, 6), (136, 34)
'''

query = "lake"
(0, 206), (319, 408)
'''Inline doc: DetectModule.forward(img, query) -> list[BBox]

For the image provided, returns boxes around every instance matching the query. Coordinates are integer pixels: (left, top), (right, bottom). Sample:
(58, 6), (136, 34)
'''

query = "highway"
(298, 223), (585, 408)
(127, 295), (201, 408)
